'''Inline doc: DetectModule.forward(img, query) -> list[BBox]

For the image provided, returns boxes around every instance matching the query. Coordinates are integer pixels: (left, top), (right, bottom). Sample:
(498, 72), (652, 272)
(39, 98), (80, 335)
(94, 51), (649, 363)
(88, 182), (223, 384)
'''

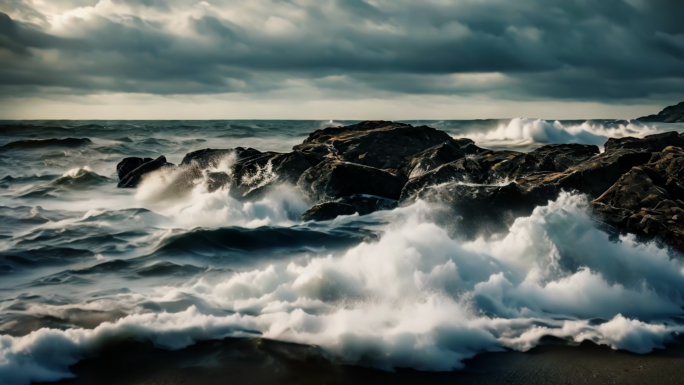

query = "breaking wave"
(3, 193), (684, 384)
(468, 118), (660, 148)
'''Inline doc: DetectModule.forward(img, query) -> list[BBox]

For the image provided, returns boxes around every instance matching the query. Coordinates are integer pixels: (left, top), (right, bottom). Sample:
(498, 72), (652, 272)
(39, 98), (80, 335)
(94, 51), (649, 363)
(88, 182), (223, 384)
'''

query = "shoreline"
(55, 337), (684, 385)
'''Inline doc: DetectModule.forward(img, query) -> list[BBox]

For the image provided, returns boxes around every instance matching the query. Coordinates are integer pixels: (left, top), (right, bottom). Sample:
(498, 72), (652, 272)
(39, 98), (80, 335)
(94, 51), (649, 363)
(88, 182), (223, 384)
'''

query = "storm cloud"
(1, 0), (683, 115)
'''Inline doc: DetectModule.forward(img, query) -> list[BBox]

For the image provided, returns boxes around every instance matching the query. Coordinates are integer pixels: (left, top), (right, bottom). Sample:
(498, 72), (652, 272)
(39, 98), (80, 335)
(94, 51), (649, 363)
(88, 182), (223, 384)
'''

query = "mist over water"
(1, 119), (684, 385)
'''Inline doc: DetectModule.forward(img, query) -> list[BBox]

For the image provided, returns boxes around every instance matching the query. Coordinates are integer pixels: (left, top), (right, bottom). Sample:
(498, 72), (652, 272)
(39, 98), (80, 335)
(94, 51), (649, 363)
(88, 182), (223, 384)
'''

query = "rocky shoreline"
(116, 120), (684, 252)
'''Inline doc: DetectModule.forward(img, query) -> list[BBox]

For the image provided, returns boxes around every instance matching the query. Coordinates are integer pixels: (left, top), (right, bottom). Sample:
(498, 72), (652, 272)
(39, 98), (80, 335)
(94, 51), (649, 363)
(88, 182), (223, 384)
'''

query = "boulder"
(400, 141), (465, 179)
(400, 150), (521, 202)
(229, 151), (312, 200)
(590, 146), (684, 251)
(604, 131), (684, 153)
(301, 202), (357, 221)
(117, 156), (175, 188)
(516, 149), (652, 199)
(180, 147), (261, 169)
(116, 157), (152, 180)
(293, 121), (455, 169)
(529, 143), (600, 171)
(297, 160), (406, 202)
(302, 194), (399, 221)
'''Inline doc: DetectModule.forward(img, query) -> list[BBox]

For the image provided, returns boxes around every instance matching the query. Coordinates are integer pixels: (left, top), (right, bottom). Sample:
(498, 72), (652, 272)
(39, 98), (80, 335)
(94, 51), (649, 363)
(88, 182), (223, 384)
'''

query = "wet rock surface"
(297, 160), (406, 202)
(115, 121), (684, 251)
(293, 120), (454, 168)
(117, 156), (175, 188)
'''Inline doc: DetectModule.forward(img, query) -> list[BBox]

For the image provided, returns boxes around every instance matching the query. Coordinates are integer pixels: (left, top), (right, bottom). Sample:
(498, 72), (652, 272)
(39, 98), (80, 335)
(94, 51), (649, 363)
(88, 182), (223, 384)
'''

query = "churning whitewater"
(1, 119), (684, 385)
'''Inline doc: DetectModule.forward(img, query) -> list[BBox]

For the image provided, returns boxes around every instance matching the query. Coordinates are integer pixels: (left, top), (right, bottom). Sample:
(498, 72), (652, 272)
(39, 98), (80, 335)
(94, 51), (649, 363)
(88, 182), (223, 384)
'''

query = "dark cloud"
(0, 0), (683, 103)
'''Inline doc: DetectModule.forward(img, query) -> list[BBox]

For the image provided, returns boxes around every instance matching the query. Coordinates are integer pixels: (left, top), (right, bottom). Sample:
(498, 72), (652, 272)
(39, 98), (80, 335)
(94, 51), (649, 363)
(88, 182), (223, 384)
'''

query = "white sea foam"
(3, 193), (684, 384)
(135, 157), (308, 228)
(467, 118), (660, 148)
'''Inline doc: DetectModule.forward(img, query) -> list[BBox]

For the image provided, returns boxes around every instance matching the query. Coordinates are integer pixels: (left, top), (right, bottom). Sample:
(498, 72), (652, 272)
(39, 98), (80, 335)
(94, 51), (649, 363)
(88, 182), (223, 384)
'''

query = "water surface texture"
(2, 119), (684, 384)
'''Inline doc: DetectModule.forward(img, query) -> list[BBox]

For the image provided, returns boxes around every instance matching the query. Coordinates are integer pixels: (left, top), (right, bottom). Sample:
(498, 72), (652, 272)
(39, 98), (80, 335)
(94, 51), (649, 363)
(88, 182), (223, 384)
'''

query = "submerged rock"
(117, 156), (175, 188)
(297, 160), (406, 202)
(293, 120), (454, 168)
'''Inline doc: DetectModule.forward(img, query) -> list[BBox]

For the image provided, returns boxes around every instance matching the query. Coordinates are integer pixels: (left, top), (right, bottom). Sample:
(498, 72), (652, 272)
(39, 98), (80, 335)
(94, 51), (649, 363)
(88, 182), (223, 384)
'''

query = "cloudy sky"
(0, 0), (683, 119)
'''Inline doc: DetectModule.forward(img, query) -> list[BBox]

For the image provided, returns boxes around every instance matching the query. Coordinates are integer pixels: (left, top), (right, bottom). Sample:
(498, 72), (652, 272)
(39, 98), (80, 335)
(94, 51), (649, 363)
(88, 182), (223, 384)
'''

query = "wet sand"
(55, 337), (684, 385)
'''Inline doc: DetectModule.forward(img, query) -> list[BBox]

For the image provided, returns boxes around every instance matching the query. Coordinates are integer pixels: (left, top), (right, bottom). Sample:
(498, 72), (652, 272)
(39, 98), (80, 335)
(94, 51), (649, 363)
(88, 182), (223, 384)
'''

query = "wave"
(3, 193), (684, 383)
(2, 138), (92, 150)
(467, 118), (660, 148)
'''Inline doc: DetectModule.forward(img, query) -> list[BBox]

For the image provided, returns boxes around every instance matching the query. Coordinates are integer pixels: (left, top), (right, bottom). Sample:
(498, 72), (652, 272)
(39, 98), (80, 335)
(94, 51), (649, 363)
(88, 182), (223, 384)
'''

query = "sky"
(0, 0), (683, 120)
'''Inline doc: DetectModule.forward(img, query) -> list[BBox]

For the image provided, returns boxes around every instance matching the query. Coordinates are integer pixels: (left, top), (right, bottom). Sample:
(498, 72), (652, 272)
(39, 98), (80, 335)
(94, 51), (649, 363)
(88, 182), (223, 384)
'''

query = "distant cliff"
(637, 101), (684, 123)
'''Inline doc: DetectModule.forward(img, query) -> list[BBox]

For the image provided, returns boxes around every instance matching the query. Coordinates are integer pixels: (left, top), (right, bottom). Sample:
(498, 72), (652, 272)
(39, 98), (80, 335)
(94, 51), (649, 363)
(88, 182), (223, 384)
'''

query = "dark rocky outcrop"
(302, 195), (398, 221)
(117, 157), (153, 180)
(515, 149), (652, 200)
(591, 146), (684, 251)
(529, 143), (600, 171)
(297, 160), (406, 202)
(400, 141), (465, 179)
(228, 151), (312, 200)
(637, 101), (684, 123)
(293, 120), (454, 168)
(117, 156), (175, 188)
(604, 131), (684, 153)
(400, 151), (521, 202)
(180, 147), (261, 169)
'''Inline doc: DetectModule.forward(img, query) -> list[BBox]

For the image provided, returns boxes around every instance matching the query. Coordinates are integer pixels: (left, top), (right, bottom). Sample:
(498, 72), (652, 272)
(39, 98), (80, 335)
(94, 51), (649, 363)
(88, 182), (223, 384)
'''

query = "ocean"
(1, 118), (684, 384)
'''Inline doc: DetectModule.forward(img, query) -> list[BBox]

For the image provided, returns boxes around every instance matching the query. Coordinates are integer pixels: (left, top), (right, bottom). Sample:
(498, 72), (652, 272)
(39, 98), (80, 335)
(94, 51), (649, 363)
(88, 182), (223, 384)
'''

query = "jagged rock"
(637, 101), (684, 123)
(117, 156), (175, 188)
(400, 141), (465, 179)
(529, 143), (600, 171)
(117, 157), (153, 180)
(590, 146), (684, 251)
(604, 131), (684, 153)
(229, 151), (312, 200)
(302, 195), (397, 221)
(297, 160), (406, 202)
(302, 202), (356, 221)
(180, 147), (261, 169)
(516, 149), (652, 199)
(400, 150), (521, 202)
(293, 121), (455, 168)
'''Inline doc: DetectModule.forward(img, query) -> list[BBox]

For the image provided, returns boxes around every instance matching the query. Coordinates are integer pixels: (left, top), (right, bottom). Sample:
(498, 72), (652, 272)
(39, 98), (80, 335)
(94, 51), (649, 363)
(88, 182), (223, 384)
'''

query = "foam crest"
(134, 159), (308, 228)
(3, 193), (684, 383)
(469, 118), (659, 147)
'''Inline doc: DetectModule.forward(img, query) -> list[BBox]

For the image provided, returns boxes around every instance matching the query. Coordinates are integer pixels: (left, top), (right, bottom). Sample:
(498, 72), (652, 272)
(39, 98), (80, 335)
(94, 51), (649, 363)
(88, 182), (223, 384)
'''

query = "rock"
(488, 144), (600, 184)
(116, 157), (153, 180)
(590, 146), (684, 251)
(637, 101), (684, 123)
(400, 150), (521, 202)
(117, 156), (175, 188)
(229, 151), (312, 200)
(516, 149), (652, 200)
(180, 147), (261, 169)
(297, 160), (406, 202)
(293, 121), (455, 168)
(400, 141), (465, 179)
(604, 131), (684, 153)
(301, 202), (356, 221)
(529, 143), (600, 171)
